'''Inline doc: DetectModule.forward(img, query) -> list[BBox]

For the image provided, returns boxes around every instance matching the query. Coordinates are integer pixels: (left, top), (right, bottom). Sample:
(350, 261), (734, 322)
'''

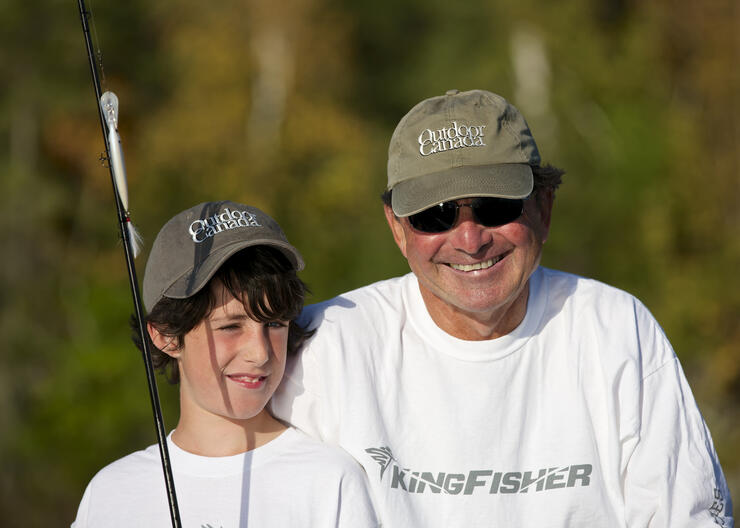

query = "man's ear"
(148, 323), (180, 358)
(384, 204), (408, 258)
(536, 188), (554, 243)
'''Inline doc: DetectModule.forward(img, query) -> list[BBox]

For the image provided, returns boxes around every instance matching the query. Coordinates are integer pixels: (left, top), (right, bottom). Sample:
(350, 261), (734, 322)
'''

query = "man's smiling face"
(385, 191), (553, 339)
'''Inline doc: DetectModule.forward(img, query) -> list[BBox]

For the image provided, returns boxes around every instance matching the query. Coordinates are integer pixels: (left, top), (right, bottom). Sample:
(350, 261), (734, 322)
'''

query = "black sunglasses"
(407, 197), (524, 233)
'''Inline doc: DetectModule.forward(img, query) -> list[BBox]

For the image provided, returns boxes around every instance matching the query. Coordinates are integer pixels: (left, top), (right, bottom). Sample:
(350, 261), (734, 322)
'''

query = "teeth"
(450, 256), (501, 272)
(231, 375), (262, 382)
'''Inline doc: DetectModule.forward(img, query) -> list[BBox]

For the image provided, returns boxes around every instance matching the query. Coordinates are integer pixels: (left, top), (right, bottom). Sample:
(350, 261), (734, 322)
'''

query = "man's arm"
(271, 346), (329, 440)
(624, 357), (733, 527)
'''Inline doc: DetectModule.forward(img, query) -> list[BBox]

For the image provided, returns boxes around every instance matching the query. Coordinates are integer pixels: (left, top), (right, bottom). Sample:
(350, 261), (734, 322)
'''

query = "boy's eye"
(266, 321), (287, 329)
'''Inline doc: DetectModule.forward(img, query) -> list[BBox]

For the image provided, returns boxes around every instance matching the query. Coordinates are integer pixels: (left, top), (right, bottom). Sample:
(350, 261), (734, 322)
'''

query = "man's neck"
(419, 282), (530, 341)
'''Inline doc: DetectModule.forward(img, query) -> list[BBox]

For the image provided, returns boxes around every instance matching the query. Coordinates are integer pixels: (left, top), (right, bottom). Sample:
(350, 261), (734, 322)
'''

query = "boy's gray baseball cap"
(142, 201), (304, 312)
(387, 89), (540, 216)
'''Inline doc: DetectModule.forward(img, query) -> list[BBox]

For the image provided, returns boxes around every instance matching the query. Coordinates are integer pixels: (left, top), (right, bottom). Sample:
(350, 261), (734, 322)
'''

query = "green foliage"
(0, 0), (737, 523)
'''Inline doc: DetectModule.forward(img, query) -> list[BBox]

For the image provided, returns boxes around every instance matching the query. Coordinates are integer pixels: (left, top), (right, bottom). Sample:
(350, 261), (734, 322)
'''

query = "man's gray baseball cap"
(387, 89), (541, 217)
(142, 201), (304, 312)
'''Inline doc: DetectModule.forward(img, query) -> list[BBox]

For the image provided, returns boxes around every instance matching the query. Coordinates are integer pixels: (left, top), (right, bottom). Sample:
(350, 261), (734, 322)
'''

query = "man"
(271, 90), (734, 526)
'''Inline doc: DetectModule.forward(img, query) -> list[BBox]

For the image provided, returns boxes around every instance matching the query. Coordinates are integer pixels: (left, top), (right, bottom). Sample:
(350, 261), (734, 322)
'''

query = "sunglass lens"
(408, 202), (457, 233)
(473, 198), (524, 227)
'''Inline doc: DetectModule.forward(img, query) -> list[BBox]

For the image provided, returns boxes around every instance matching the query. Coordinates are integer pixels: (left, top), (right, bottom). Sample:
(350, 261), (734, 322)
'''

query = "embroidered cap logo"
(188, 208), (262, 243)
(418, 121), (487, 156)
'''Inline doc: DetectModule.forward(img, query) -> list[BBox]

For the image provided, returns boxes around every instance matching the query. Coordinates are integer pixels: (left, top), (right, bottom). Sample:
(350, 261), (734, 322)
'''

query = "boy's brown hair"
(132, 246), (311, 384)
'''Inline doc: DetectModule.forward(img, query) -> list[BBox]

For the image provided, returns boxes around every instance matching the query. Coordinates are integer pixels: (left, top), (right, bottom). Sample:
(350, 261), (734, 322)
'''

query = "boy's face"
(160, 282), (289, 425)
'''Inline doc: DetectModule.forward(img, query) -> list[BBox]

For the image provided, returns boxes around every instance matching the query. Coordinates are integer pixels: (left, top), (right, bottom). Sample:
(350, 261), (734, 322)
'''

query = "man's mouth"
(448, 254), (505, 272)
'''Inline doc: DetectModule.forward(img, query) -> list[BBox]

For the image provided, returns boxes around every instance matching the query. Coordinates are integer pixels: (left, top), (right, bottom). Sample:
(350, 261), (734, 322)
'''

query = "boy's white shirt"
(72, 427), (379, 527)
(271, 267), (734, 527)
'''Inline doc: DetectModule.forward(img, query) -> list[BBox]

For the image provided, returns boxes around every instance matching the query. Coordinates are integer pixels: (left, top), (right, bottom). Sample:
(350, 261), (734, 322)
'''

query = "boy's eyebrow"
(209, 312), (251, 323)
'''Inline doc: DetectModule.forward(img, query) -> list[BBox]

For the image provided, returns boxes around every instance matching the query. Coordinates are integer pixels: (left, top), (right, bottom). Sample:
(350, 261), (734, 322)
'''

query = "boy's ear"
(148, 323), (181, 358)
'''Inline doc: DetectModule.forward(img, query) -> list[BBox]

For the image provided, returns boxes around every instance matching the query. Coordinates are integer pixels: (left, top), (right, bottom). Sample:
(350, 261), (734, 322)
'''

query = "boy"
(72, 201), (379, 527)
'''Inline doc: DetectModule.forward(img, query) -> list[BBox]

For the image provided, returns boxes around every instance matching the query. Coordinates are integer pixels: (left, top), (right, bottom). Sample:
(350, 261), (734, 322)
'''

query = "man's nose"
(449, 206), (493, 255)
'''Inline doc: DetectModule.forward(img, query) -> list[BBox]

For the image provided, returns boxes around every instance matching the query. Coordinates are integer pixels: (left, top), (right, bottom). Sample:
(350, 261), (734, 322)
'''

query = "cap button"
(445, 89), (460, 96)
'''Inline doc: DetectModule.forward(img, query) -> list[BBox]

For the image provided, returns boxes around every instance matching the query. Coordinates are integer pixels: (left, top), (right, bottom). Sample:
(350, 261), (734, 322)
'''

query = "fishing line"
(76, 0), (182, 525)
(87, 0), (107, 88)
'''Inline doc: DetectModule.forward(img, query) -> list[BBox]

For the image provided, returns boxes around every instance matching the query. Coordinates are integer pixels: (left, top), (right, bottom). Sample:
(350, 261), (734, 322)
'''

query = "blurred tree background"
(0, 0), (737, 523)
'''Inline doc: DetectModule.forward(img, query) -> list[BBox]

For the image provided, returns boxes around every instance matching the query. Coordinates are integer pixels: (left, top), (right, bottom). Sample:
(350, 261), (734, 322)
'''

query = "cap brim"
(391, 163), (533, 217)
(163, 239), (304, 301)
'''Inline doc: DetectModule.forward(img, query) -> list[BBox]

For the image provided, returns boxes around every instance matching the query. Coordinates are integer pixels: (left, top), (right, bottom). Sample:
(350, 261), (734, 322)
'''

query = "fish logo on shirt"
(365, 445), (593, 496)
(365, 446), (395, 480)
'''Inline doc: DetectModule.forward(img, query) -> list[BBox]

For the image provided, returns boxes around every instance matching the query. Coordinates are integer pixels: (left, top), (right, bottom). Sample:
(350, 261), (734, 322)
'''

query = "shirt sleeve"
(271, 321), (347, 443)
(336, 463), (382, 528)
(623, 357), (734, 527)
(271, 346), (327, 440)
(70, 482), (91, 527)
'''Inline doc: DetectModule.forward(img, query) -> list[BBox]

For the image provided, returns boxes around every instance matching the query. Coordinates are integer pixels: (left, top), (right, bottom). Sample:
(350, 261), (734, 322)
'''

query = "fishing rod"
(76, 1), (182, 525)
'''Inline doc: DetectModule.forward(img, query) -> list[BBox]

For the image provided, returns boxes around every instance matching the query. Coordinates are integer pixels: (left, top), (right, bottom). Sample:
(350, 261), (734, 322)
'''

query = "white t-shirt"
(271, 267), (734, 527)
(72, 427), (379, 527)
